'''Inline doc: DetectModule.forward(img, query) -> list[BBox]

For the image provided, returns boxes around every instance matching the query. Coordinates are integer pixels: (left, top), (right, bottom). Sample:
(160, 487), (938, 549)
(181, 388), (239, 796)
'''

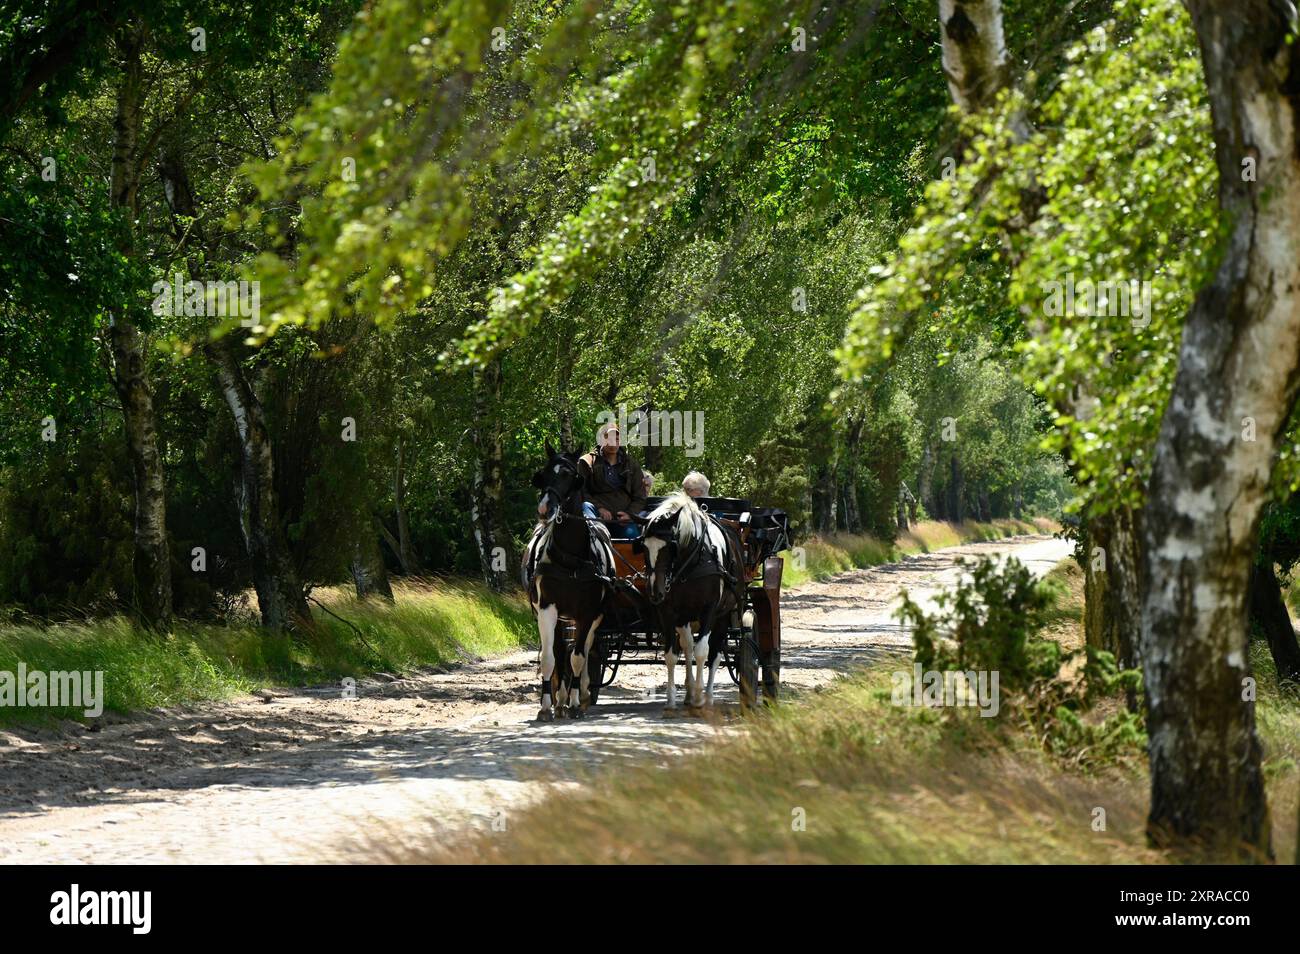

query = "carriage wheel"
(723, 637), (740, 684)
(760, 648), (780, 703)
(586, 643), (606, 706)
(738, 634), (761, 710)
(597, 625), (624, 687)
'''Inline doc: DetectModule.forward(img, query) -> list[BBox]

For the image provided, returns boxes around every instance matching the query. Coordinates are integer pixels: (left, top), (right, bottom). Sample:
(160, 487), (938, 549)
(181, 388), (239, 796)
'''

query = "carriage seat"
(644, 495), (753, 519)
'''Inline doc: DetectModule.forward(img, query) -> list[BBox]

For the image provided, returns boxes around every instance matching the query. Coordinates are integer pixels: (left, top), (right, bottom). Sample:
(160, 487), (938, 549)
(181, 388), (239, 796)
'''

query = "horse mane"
(647, 491), (705, 548)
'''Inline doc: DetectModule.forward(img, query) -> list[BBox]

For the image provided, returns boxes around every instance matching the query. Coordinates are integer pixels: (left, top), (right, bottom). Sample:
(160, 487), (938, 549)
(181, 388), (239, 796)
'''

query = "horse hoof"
(569, 705), (585, 720)
(555, 706), (570, 719)
(536, 708), (554, 723)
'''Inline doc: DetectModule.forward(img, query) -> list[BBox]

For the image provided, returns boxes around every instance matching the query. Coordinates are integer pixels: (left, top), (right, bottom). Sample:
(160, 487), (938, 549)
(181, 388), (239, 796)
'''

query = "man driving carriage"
(577, 423), (647, 538)
(535, 421), (647, 538)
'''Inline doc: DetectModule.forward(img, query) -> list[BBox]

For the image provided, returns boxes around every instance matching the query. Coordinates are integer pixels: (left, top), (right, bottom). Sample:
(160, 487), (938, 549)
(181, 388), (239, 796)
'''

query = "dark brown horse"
(522, 444), (615, 720)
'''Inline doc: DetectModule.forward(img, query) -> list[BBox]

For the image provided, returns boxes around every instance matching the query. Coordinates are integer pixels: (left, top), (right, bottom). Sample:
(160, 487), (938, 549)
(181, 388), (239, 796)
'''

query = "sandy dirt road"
(0, 535), (1069, 864)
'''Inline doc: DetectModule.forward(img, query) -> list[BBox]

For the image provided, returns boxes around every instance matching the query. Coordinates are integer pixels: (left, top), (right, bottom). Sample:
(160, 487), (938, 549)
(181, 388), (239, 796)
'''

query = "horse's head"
(635, 492), (700, 604)
(532, 442), (583, 517)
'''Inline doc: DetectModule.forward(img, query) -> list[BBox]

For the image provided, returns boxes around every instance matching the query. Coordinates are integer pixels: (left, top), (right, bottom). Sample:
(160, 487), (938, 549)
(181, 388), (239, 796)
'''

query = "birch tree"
(1138, 0), (1300, 859)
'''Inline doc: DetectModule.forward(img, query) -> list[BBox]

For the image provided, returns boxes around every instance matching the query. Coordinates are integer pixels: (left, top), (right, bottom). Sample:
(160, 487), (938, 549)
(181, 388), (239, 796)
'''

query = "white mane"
(646, 491), (707, 548)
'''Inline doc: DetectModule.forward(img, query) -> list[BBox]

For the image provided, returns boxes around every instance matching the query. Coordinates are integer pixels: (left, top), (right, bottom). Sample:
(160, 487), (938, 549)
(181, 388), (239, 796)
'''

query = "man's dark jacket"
(579, 447), (647, 516)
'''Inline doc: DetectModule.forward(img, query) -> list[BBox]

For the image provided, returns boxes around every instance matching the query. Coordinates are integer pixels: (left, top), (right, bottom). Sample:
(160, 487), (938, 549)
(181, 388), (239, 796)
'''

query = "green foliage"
(898, 557), (1144, 767)
(0, 0), (1078, 619)
(1258, 494), (1300, 582)
(841, 0), (1219, 519)
(0, 581), (533, 725)
(736, 414), (812, 530)
(0, 437), (134, 615)
(901, 557), (1057, 683)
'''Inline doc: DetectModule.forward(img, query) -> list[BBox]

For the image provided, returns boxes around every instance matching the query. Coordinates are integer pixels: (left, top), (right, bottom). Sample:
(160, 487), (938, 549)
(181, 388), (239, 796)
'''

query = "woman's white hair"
(681, 471), (711, 496)
(596, 422), (620, 448)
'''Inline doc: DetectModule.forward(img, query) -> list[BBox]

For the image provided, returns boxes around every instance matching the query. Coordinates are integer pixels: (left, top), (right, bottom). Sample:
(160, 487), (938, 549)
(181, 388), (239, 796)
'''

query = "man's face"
(686, 487), (703, 498)
(604, 427), (621, 449)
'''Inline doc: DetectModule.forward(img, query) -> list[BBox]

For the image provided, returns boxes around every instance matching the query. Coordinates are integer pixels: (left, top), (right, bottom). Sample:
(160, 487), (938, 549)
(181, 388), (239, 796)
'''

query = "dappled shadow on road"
(782, 591), (896, 610)
(0, 669), (732, 819)
(0, 535), (1071, 842)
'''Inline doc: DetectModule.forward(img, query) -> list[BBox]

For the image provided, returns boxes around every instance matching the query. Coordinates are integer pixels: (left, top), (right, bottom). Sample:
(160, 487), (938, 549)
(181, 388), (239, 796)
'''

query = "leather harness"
(649, 511), (742, 604)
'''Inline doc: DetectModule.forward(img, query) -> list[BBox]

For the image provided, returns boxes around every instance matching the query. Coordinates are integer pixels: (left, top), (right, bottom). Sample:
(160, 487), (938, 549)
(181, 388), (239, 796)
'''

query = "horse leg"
(565, 625), (584, 719)
(570, 613), (601, 718)
(705, 598), (729, 705)
(536, 601), (558, 722)
(705, 626), (723, 706)
(665, 636), (678, 709)
(694, 622), (712, 708)
(678, 624), (698, 709)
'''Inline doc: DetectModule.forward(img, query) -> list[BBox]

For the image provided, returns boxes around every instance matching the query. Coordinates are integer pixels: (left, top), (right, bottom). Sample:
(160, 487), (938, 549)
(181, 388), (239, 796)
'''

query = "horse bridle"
(646, 512), (706, 605)
(542, 486), (567, 523)
(540, 463), (581, 525)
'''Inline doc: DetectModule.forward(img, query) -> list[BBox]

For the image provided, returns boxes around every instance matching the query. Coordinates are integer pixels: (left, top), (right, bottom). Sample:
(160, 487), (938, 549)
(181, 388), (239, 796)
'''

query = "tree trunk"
(108, 25), (171, 627)
(393, 436), (419, 574)
(557, 337), (577, 453)
(471, 357), (513, 591)
(351, 521), (394, 601)
(897, 481), (913, 531)
(210, 340), (310, 630)
(918, 442), (935, 519)
(812, 463), (836, 533)
(558, 392), (576, 454)
(153, 137), (307, 631)
(1248, 563), (1300, 684)
(842, 416), (863, 533)
(947, 455), (965, 524)
(640, 399), (662, 475)
(1083, 506), (1145, 686)
(841, 482), (861, 533)
(977, 490), (992, 523)
(1139, 0), (1300, 861)
(939, 0), (1011, 114)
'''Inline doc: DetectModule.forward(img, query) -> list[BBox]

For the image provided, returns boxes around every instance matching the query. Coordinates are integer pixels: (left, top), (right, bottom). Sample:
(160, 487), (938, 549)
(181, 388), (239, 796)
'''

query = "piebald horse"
(636, 492), (745, 709)
(522, 444), (615, 721)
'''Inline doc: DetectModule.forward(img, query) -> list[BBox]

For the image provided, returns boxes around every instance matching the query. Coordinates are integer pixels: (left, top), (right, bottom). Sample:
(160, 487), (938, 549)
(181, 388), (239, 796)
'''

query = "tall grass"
(782, 517), (1055, 587)
(399, 560), (1298, 865)
(404, 668), (1165, 864)
(0, 579), (534, 725)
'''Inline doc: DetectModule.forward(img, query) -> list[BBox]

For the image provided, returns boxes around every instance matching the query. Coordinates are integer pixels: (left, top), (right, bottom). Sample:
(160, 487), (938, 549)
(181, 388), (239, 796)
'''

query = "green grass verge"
(0, 580), (535, 726)
(782, 517), (1057, 587)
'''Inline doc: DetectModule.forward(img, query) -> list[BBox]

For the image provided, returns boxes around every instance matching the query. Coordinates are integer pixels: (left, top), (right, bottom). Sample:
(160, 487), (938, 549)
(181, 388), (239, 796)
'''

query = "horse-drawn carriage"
(526, 447), (792, 719)
(569, 496), (791, 711)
